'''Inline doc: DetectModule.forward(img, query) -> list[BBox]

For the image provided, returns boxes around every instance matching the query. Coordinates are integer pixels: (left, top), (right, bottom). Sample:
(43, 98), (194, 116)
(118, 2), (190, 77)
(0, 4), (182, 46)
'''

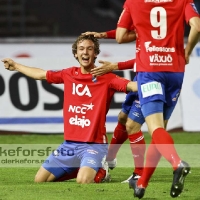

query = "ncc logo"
(72, 83), (92, 97)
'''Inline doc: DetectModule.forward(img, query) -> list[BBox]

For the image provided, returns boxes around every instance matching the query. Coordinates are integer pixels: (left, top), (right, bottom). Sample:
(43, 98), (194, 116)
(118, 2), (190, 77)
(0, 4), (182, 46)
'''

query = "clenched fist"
(1, 58), (16, 71)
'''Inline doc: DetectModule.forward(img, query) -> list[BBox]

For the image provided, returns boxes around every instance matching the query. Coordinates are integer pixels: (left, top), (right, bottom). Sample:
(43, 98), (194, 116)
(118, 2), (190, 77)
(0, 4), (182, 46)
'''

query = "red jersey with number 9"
(117, 0), (199, 72)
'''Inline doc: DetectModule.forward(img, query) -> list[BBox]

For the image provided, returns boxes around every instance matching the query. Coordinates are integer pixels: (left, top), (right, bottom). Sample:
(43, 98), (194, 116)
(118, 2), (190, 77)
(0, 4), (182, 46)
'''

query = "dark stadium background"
(1, 0), (200, 38)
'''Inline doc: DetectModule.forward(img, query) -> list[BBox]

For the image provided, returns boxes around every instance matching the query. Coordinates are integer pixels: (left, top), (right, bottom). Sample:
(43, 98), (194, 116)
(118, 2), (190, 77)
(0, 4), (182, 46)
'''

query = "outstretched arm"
(2, 58), (47, 80)
(126, 81), (138, 92)
(91, 59), (135, 76)
(82, 29), (136, 41)
(82, 31), (108, 39)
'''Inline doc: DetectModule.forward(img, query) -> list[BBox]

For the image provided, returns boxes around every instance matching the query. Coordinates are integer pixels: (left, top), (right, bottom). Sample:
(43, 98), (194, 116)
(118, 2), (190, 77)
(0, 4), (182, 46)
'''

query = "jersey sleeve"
(106, 30), (116, 39)
(185, 1), (200, 24)
(117, 1), (133, 29)
(108, 74), (130, 92)
(118, 59), (135, 70)
(46, 70), (64, 84)
(106, 25), (135, 39)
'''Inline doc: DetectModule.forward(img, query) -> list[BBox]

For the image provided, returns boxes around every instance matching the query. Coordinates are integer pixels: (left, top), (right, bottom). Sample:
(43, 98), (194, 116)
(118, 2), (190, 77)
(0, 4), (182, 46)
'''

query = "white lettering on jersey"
(68, 103), (94, 114)
(69, 115), (91, 128)
(72, 83), (92, 97)
(141, 81), (163, 98)
(68, 103), (94, 128)
(69, 106), (87, 114)
(149, 54), (173, 63)
(145, 41), (175, 53)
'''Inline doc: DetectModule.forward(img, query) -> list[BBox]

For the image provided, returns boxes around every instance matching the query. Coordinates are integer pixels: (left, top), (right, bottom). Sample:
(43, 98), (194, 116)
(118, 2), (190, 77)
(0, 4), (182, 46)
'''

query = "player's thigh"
(76, 166), (96, 184)
(35, 166), (56, 182)
(78, 143), (108, 183)
(126, 101), (145, 134)
(118, 110), (128, 125)
(141, 101), (165, 135)
(121, 92), (138, 111)
(126, 118), (142, 134)
(37, 141), (79, 182)
(165, 72), (184, 106)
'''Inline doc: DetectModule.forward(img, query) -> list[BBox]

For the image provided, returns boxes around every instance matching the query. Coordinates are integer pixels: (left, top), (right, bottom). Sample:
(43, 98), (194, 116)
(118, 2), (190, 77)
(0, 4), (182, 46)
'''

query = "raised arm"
(82, 29), (136, 41)
(116, 27), (134, 44)
(82, 31), (108, 39)
(2, 58), (47, 80)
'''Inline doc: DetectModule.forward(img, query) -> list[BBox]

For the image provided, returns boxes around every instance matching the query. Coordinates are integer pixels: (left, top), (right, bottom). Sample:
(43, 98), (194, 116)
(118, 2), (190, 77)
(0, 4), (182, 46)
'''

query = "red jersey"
(46, 67), (130, 143)
(117, 0), (199, 72)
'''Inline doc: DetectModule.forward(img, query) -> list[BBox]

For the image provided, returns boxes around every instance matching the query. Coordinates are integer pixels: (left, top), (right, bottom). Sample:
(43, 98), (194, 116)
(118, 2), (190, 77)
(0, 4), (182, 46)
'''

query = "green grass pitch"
(0, 132), (200, 200)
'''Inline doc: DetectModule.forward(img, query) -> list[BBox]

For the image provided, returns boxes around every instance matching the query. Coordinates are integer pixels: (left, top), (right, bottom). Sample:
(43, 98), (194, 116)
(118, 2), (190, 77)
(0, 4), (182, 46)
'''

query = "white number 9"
(150, 7), (167, 39)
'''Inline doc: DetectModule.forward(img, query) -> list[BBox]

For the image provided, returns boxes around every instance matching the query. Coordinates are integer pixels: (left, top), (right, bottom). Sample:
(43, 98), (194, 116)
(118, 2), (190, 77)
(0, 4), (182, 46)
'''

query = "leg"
(126, 118), (145, 176)
(106, 110), (128, 164)
(106, 91), (136, 167)
(35, 166), (56, 182)
(76, 166), (97, 184)
(55, 168), (79, 182)
(78, 143), (109, 184)
(126, 99), (146, 178)
(133, 102), (189, 198)
(133, 71), (190, 198)
(145, 111), (181, 169)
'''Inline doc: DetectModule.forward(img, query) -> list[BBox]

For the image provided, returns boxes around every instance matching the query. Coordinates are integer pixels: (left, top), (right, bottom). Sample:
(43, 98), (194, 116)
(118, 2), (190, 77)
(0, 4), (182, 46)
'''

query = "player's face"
(75, 39), (97, 71)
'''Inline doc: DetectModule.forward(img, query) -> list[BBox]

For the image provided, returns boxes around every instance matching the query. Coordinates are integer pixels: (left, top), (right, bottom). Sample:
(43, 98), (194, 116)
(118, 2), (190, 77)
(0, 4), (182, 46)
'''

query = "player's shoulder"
(61, 66), (79, 73)
(100, 73), (127, 83)
(101, 72), (117, 79)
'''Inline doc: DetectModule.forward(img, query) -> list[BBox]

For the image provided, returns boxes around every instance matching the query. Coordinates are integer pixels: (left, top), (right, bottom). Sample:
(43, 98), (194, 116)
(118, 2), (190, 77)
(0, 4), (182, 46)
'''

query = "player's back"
(124, 0), (198, 72)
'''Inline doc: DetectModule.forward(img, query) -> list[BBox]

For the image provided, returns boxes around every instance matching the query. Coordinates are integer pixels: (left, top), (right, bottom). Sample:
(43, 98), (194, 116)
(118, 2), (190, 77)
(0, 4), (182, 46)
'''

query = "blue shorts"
(122, 92), (145, 125)
(122, 76), (145, 125)
(42, 141), (108, 178)
(137, 72), (184, 118)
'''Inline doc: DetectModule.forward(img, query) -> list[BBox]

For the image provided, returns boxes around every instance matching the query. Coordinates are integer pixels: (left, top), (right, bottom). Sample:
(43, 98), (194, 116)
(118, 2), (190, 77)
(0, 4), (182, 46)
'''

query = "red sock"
(128, 130), (146, 176)
(94, 168), (107, 183)
(137, 140), (161, 187)
(55, 168), (79, 182)
(152, 128), (181, 170)
(106, 122), (128, 161)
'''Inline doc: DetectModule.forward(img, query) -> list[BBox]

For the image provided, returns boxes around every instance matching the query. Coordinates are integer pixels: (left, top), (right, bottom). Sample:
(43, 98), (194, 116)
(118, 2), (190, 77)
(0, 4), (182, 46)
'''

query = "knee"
(118, 113), (127, 125)
(126, 120), (141, 134)
(34, 172), (54, 183)
(34, 175), (45, 183)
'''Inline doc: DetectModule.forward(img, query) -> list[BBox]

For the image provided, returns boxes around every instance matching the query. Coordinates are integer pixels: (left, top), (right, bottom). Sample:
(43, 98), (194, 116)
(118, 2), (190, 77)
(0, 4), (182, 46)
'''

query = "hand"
(91, 60), (118, 76)
(185, 54), (190, 65)
(184, 48), (190, 65)
(82, 31), (107, 39)
(1, 58), (16, 71)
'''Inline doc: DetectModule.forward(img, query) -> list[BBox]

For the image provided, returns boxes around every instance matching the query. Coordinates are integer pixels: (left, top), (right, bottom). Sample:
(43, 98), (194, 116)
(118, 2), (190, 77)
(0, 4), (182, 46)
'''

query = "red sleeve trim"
(118, 59), (135, 70)
(106, 30), (116, 39)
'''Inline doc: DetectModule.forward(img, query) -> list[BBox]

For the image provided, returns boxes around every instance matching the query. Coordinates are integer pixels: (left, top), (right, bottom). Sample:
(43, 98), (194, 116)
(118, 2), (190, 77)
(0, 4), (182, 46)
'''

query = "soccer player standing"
(1, 35), (137, 184)
(116, 0), (200, 198)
